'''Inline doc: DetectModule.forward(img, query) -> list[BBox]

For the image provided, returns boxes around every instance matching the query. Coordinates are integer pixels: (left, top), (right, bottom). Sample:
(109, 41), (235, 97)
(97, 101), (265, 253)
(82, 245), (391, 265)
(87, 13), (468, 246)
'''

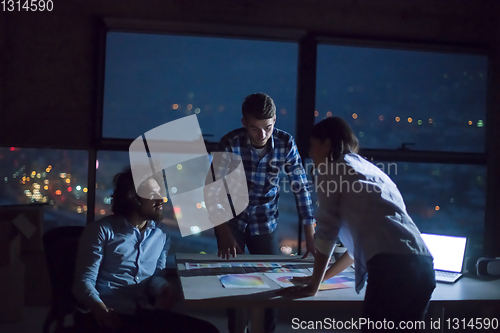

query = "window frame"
(315, 37), (489, 160)
(88, 18), (495, 255)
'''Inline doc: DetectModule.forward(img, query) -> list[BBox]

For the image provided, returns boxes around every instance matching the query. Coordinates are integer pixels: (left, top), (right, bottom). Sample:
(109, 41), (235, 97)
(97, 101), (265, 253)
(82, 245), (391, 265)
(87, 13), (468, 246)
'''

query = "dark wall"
(1, 2), (95, 149)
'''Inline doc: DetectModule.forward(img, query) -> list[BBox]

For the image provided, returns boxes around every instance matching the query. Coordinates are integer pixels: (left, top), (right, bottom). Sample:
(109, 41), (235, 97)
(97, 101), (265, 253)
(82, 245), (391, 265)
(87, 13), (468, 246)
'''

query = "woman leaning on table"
(279, 117), (436, 332)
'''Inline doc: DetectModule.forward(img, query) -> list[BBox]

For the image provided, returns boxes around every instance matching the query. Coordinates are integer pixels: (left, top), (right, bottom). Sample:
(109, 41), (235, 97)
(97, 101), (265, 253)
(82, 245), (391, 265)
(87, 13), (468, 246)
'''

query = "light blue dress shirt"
(72, 214), (170, 315)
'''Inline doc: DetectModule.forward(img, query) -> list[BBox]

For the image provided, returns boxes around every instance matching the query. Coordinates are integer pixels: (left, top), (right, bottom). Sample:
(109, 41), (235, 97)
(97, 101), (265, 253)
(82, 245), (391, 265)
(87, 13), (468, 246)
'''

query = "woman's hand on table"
(290, 275), (312, 285)
(276, 283), (319, 298)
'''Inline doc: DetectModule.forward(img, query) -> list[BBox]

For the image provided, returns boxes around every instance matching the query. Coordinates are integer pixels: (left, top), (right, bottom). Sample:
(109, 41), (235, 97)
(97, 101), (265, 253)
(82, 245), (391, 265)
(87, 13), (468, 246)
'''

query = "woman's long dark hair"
(311, 117), (359, 160)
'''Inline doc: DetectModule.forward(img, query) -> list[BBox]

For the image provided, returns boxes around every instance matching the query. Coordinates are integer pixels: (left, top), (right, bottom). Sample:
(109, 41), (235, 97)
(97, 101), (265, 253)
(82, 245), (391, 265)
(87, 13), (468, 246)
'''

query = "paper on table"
(218, 274), (270, 288)
(319, 273), (355, 290)
(264, 272), (308, 288)
(308, 266), (355, 273)
(266, 268), (303, 273)
(242, 262), (281, 268)
(186, 263), (218, 270)
(186, 262), (283, 270)
(271, 270), (355, 290)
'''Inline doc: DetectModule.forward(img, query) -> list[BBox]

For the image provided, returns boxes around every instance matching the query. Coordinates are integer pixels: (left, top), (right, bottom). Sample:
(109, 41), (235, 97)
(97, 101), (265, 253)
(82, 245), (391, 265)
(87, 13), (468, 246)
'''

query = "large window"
(381, 161), (486, 256)
(101, 32), (300, 253)
(97, 31), (489, 255)
(0, 147), (88, 231)
(316, 44), (488, 255)
(103, 32), (298, 141)
(316, 45), (487, 152)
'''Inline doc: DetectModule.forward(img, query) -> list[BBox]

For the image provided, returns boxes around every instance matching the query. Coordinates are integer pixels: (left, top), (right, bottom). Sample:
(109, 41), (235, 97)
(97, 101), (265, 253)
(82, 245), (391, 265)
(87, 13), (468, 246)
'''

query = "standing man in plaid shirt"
(205, 92), (316, 333)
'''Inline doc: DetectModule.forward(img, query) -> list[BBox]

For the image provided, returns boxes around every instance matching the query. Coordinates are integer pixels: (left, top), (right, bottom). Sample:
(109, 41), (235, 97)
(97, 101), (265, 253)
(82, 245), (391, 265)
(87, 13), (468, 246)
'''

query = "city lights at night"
(0, 32), (489, 256)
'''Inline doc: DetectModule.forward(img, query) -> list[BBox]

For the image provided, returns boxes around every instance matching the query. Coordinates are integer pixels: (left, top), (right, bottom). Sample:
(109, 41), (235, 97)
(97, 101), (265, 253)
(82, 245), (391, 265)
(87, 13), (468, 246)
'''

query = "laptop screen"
(421, 233), (467, 273)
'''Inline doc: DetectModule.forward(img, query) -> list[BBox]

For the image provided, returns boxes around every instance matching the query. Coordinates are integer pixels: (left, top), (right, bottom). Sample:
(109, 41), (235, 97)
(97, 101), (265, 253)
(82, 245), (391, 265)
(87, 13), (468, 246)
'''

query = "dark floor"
(0, 305), (363, 333)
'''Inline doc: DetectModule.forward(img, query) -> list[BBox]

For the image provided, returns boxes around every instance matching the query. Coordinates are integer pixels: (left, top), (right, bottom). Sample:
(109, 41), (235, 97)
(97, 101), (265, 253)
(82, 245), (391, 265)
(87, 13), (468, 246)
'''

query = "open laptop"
(420, 233), (467, 283)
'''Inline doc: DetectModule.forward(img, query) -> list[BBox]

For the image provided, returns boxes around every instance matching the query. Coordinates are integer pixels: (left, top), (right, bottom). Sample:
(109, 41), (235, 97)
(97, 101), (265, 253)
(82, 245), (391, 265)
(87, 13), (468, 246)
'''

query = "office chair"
(42, 226), (88, 333)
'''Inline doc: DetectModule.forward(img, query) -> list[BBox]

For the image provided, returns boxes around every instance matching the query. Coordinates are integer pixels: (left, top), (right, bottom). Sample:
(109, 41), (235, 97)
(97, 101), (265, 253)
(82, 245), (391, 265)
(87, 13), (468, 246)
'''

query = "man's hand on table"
(215, 224), (243, 259)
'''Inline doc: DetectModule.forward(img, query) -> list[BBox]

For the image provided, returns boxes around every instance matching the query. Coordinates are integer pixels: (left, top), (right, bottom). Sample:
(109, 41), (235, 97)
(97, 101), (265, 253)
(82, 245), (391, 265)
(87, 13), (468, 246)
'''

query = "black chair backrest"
(43, 226), (85, 305)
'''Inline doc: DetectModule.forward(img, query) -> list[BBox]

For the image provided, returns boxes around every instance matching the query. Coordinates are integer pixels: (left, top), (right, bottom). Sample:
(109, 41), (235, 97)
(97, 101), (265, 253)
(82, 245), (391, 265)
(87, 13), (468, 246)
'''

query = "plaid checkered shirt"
(205, 127), (315, 236)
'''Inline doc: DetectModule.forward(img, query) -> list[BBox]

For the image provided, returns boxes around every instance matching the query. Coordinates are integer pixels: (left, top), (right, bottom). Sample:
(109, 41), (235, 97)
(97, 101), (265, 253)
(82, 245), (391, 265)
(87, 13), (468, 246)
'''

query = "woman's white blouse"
(314, 153), (431, 292)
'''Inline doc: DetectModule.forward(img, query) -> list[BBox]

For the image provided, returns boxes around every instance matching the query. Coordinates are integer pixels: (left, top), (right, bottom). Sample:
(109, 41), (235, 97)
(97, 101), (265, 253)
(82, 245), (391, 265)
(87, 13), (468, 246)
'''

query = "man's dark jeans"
(226, 223), (280, 333)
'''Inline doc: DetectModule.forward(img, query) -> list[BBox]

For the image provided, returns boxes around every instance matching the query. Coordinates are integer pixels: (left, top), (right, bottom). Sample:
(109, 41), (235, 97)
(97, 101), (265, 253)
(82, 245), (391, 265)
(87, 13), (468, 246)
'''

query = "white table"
(176, 253), (500, 333)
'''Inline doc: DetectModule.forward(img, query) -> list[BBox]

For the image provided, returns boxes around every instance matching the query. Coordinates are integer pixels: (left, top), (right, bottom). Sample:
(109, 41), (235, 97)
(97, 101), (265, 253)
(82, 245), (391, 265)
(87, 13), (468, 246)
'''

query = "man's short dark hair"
(111, 167), (139, 216)
(112, 167), (165, 216)
(242, 93), (276, 120)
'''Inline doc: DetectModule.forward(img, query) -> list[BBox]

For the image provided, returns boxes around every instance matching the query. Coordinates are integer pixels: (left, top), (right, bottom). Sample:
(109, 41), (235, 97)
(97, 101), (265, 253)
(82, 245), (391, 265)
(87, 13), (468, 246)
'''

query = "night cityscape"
(0, 32), (487, 257)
